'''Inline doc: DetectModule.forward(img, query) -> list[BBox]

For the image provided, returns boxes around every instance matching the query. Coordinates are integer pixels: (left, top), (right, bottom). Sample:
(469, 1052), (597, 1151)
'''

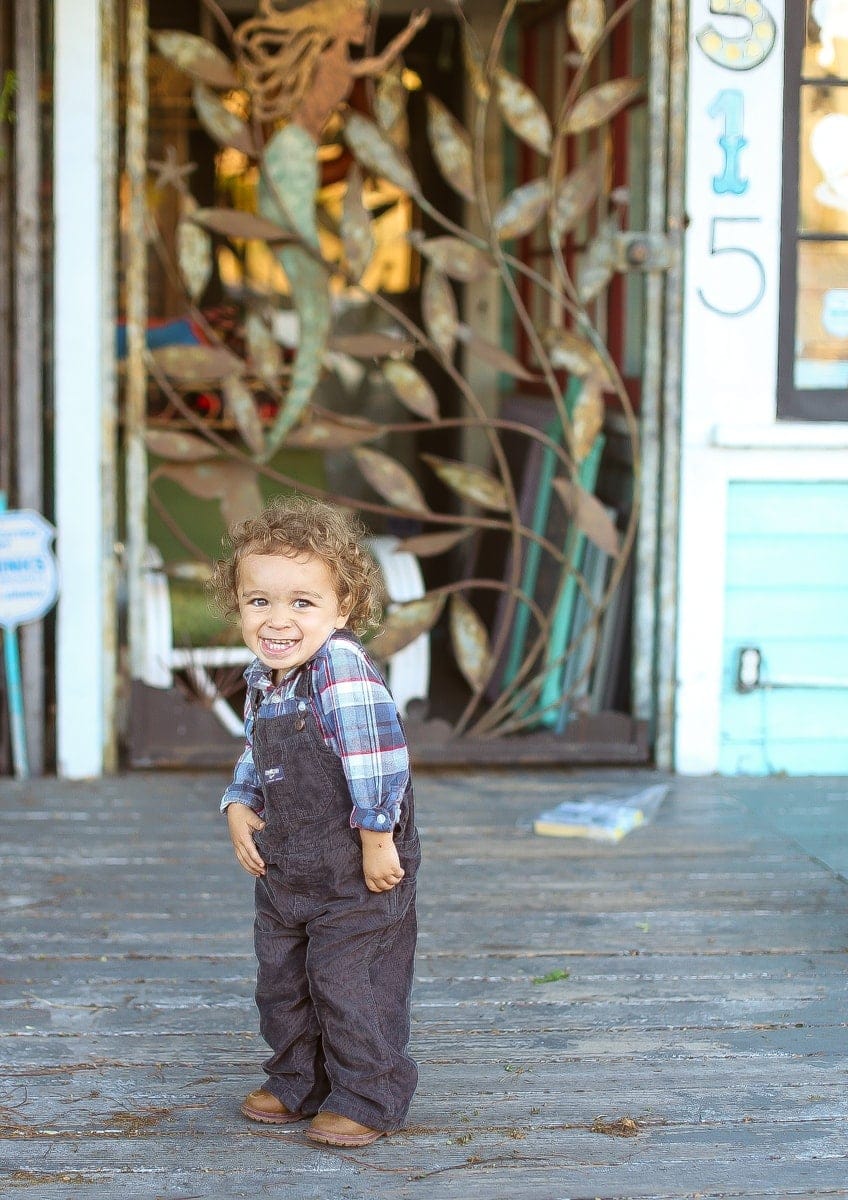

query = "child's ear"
(334, 597), (353, 629)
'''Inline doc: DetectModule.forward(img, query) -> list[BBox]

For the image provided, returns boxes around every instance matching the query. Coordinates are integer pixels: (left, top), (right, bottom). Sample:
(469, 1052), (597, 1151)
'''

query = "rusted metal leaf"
(372, 593), (445, 659)
(426, 96), (475, 202)
(566, 0), (606, 54)
(222, 374), (265, 457)
(382, 359), (439, 422)
(192, 83), (255, 156)
(410, 234), (493, 283)
(395, 529), (473, 557)
(151, 31), (238, 90)
(544, 327), (615, 391)
(449, 594), (493, 692)
(353, 447), (430, 515)
(328, 332), (413, 359)
(145, 429), (219, 462)
(462, 24), (490, 102)
(176, 201), (213, 302)
(421, 265), (458, 361)
(562, 78), (643, 136)
(495, 69), (552, 157)
(341, 167), (375, 283)
(150, 344), (242, 384)
(375, 60), (409, 148)
(283, 414), (381, 450)
(421, 453), (509, 512)
(553, 477), (620, 557)
(343, 111), (421, 197)
(245, 311), (282, 386)
(457, 326), (536, 380)
(493, 178), (550, 241)
(569, 376), (605, 462)
(578, 216), (618, 302)
(552, 147), (607, 240)
(191, 207), (291, 243)
(158, 460), (264, 528)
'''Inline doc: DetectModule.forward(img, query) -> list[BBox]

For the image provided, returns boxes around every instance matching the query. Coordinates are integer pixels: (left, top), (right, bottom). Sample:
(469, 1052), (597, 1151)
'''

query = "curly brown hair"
(208, 494), (384, 637)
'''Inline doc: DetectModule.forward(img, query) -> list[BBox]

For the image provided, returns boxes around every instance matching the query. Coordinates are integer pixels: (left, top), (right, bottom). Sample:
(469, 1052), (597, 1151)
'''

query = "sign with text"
(0, 509), (59, 628)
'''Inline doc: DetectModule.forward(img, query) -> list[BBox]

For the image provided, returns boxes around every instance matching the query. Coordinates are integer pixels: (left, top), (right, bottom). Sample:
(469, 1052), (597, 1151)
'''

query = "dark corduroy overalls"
(250, 645), (420, 1132)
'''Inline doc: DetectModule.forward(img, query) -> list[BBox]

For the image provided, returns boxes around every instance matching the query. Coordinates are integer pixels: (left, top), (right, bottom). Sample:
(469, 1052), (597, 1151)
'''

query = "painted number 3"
(696, 0), (777, 71)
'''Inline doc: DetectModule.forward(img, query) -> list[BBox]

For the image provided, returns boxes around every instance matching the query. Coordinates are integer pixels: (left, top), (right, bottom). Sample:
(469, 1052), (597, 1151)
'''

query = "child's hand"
(359, 829), (405, 893)
(226, 804), (267, 877)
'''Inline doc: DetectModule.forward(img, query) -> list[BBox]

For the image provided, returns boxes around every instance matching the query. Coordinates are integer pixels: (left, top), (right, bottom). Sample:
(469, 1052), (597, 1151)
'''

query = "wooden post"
(14, 0), (44, 774)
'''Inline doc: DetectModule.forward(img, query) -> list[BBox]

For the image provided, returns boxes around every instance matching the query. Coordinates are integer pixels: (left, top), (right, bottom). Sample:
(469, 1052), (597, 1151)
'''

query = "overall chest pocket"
(257, 708), (339, 827)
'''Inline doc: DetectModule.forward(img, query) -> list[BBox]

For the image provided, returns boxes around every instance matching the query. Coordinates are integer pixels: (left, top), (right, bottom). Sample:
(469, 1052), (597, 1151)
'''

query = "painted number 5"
(696, 0), (777, 71)
(697, 217), (766, 318)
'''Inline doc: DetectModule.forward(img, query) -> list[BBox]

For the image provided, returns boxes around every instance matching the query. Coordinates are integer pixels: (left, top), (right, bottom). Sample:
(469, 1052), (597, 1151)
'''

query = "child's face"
(237, 549), (351, 681)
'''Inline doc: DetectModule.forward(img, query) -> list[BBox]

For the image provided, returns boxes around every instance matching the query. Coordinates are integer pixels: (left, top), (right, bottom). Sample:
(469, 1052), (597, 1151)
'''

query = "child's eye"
(249, 597), (268, 607)
(293, 598), (312, 610)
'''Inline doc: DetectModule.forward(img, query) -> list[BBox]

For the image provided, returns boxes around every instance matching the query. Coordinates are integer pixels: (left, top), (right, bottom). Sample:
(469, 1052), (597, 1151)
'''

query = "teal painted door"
(720, 481), (848, 775)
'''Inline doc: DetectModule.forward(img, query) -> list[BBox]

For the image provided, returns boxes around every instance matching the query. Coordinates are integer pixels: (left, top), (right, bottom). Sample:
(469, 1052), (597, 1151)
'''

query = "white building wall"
(676, 0), (848, 773)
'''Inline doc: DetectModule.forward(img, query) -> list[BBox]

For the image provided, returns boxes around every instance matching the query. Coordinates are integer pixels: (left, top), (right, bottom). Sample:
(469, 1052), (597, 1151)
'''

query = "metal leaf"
(341, 167), (375, 283)
(373, 594), (445, 659)
(421, 265), (458, 360)
(457, 326), (536, 380)
(544, 327), (615, 391)
(328, 332), (414, 359)
(566, 0), (606, 54)
(552, 147), (607, 240)
(283, 414), (381, 450)
(192, 83), (255, 156)
(382, 360), (439, 422)
(552, 477), (620, 557)
(353, 447), (430, 515)
(150, 344), (242, 384)
(562, 78), (643, 136)
(578, 216), (618, 302)
(343, 111), (420, 197)
(245, 311), (282, 386)
(425, 96), (475, 202)
(176, 210), (213, 302)
(493, 178), (550, 241)
(495, 69), (552, 157)
(449, 594), (493, 692)
(158, 460), (264, 528)
(375, 60), (409, 147)
(394, 529), (473, 557)
(410, 234), (493, 283)
(222, 374), (265, 457)
(420, 454), (509, 512)
(191, 207), (291, 243)
(569, 376), (605, 462)
(151, 31), (238, 90)
(145, 430), (219, 462)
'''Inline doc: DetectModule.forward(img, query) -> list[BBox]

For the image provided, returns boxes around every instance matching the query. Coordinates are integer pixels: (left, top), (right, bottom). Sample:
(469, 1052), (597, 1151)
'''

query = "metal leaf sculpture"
(135, 0), (645, 740)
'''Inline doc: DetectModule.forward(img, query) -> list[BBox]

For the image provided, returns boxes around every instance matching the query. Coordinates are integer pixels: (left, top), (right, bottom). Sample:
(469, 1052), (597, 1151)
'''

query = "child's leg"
(304, 882), (418, 1132)
(254, 873), (331, 1115)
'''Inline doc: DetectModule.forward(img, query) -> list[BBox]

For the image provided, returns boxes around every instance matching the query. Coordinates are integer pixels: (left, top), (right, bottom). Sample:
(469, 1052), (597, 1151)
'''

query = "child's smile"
(237, 550), (351, 681)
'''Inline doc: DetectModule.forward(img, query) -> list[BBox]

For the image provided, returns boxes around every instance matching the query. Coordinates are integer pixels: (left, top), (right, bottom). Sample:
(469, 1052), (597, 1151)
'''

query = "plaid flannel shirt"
(220, 632), (410, 832)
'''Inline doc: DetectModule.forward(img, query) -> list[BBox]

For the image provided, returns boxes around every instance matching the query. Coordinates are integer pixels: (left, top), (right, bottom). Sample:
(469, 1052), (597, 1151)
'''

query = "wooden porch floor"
(1, 768), (847, 1198)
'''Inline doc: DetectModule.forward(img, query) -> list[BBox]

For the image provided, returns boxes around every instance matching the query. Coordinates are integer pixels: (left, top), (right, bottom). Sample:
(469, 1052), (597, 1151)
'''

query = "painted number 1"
(696, 0), (777, 71)
(697, 216), (766, 317)
(709, 89), (748, 195)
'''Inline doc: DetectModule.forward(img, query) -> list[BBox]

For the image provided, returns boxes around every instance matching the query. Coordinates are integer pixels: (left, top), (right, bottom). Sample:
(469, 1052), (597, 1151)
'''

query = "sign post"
(0, 495), (59, 779)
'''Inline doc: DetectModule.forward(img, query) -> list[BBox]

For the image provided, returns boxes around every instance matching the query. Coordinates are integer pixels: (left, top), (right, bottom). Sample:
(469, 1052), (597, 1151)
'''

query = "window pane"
(794, 241), (848, 389)
(799, 86), (848, 232)
(803, 0), (848, 79)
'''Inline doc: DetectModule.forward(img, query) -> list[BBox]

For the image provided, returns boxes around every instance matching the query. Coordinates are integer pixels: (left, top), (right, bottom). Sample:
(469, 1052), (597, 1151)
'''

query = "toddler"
(210, 495), (420, 1148)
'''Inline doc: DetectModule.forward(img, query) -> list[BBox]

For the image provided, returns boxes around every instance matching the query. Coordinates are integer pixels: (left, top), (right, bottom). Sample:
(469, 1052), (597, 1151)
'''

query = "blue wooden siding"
(719, 481), (848, 775)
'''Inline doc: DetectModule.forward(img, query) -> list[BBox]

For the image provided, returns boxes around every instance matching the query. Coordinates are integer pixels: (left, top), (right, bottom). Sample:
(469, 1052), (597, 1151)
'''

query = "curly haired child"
(209, 495), (420, 1148)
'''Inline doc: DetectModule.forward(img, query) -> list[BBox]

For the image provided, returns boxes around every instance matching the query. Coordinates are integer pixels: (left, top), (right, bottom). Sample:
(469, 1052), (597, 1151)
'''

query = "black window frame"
(778, 5), (848, 422)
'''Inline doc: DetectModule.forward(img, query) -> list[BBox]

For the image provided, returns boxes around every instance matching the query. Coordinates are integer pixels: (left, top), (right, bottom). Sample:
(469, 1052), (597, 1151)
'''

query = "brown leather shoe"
(306, 1110), (386, 1147)
(240, 1087), (303, 1124)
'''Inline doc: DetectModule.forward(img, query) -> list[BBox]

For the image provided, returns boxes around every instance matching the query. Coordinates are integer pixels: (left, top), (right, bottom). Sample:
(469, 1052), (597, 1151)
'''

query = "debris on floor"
(532, 783), (669, 842)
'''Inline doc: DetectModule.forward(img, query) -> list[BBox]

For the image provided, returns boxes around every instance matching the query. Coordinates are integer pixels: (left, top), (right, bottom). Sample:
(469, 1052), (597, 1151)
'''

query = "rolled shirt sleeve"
(312, 640), (410, 832)
(220, 697), (265, 814)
